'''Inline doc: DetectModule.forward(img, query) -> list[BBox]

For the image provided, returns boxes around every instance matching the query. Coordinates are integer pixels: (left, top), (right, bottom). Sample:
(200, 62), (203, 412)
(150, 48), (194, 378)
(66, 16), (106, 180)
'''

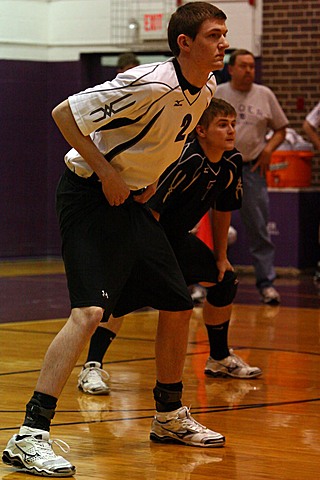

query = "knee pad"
(206, 271), (238, 307)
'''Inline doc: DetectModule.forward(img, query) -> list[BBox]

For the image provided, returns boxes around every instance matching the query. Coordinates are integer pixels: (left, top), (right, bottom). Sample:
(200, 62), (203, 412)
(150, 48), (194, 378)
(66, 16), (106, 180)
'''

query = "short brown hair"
(228, 49), (254, 66)
(168, 2), (227, 57)
(117, 52), (140, 70)
(198, 98), (236, 130)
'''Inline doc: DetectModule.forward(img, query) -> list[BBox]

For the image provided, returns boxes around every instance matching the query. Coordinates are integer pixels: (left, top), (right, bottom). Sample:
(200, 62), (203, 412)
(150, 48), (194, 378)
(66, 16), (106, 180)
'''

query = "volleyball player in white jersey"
(3, 2), (229, 477)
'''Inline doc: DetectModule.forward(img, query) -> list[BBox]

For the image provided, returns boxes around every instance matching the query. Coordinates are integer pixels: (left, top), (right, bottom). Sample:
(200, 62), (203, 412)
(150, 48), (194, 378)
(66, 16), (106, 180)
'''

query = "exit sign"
(144, 13), (163, 32)
(141, 12), (167, 40)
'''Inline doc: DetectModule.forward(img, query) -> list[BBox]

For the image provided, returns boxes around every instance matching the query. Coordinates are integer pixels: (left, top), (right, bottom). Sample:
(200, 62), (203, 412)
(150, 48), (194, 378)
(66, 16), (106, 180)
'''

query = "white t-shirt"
(215, 82), (288, 162)
(65, 59), (216, 190)
(306, 102), (320, 129)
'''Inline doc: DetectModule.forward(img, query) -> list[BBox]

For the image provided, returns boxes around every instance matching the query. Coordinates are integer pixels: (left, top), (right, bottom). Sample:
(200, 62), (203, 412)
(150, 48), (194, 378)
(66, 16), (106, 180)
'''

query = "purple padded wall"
(0, 59), (81, 258)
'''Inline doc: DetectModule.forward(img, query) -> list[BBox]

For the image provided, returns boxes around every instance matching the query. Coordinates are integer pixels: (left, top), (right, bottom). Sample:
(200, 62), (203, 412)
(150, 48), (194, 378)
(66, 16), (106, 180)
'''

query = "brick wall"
(262, 0), (320, 186)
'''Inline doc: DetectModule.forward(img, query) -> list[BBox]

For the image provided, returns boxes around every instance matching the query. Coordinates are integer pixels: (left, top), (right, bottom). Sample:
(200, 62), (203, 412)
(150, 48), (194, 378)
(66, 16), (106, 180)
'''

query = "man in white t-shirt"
(215, 49), (289, 305)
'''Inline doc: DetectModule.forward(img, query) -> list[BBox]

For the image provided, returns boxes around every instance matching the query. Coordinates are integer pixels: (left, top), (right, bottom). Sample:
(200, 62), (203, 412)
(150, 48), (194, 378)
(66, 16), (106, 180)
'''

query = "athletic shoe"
(78, 361), (110, 395)
(2, 426), (75, 477)
(150, 406), (225, 447)
(260, 286), (280, 305)
(204, 350), (262, 379)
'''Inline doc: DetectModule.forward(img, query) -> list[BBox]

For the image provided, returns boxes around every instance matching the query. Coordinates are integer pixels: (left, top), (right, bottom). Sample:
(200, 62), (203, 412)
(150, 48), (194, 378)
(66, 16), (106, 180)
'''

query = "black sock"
(23, 391), (57, 432)
(86, 327), (116, 366)
(153, 381), (183, 412)
(206, 320), (230, 360)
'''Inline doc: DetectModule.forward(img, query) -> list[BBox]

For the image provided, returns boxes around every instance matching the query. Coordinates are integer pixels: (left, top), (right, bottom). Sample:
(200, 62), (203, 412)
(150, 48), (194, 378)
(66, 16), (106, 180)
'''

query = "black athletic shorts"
(56, 169), (193, 318)
(166, 232), (220, 286)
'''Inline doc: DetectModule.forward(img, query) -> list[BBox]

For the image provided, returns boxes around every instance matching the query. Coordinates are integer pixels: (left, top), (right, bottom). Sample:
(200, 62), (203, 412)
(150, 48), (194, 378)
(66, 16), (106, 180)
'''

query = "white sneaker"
(150, 406), (225, 447)
(2, 426), (75, 477)
(204, 350), (262, 379)
(78, 361), (110, 395)
(260, 286), (280, 305)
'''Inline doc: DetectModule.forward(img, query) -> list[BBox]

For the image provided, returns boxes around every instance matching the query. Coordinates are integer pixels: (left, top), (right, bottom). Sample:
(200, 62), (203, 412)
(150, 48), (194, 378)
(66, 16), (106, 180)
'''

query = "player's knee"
(83, 306), (104, 321)
(71, 306), (104, 333)
(206, 271), (238, 307)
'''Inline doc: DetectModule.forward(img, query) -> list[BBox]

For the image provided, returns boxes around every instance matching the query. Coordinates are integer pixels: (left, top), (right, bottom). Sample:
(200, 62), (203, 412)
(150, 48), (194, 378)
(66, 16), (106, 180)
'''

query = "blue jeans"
(240, 164), (276, 290)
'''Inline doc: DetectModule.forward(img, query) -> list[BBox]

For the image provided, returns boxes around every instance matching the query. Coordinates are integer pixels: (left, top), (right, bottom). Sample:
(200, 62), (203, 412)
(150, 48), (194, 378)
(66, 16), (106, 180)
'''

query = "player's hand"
(133, 180), (158, 204)
(101, 170), (130, 206)
(216, 258), (234, 282)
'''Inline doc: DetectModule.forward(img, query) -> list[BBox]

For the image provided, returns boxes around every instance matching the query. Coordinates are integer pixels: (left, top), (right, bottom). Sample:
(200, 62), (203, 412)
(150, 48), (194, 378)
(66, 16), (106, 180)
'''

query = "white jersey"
(306, 102), (320, 129)
(65, 58), (216, 190)
(215, 82), (288, 162)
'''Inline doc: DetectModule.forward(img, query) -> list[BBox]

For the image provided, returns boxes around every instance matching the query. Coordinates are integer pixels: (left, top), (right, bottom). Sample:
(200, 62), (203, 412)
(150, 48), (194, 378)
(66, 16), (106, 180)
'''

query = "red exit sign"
(144, 14), (163, 32)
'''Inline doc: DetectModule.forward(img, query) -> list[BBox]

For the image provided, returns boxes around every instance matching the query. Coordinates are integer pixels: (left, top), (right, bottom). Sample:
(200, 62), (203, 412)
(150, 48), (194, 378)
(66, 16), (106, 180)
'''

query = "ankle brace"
(24, 399), (56, 431)
(153, 385), (182, 404)
(153, 382), (183, 412)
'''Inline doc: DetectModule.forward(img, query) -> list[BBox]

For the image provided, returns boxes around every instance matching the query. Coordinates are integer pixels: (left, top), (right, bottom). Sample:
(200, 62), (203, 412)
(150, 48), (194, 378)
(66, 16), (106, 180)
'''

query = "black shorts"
(56, 169), (193, 318)
(167, 232), (220, 286)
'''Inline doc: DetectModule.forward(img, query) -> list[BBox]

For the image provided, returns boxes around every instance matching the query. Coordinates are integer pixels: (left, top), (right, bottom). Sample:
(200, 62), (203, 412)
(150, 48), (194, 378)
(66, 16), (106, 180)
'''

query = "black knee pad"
(206, 271), (238, 307)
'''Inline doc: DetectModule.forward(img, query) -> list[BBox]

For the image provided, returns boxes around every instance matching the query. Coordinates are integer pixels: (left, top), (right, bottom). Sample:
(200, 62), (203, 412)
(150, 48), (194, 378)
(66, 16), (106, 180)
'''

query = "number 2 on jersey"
(175, 114), (192, 142)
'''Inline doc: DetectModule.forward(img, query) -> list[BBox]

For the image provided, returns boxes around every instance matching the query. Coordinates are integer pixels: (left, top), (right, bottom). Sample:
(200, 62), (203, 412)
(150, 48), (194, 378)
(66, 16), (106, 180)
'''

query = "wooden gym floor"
(0, 259), (319, 479)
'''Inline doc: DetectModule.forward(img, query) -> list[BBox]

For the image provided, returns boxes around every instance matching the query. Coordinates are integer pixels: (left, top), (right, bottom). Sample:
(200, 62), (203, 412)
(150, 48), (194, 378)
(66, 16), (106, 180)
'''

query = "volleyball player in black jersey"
(79, 98), (262, 398)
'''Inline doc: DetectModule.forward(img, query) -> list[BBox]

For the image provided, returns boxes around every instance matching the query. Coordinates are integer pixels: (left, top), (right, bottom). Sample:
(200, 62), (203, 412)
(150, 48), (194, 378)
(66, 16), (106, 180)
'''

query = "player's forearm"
(211, 210), (231, 260)
(51, 100), (119, 182)
(52, 99), (130, 205)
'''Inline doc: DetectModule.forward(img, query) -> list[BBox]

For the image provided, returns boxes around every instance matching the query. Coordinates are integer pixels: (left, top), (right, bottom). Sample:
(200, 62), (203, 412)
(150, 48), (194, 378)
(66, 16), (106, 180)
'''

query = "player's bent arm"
(211, 209), (231, 255)
(211, 209), (231, 262)
(52, 100), (130, 206)
(212, 209), (234, 282)
(211, 209), (234, 282)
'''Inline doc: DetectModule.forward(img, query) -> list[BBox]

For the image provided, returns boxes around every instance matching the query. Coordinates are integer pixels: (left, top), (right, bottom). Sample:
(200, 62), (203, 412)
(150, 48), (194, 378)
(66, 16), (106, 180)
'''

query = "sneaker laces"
(21, 435), (70, 459)
(79, 364), (110, 385)
(178, 407), (208, 433)
(228, 350), (250, 368)
(50, 438), (70, 455)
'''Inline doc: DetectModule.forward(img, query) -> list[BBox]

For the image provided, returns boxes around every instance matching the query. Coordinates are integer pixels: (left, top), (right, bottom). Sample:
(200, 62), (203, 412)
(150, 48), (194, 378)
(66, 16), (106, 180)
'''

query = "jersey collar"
(173, 58), (201, 96)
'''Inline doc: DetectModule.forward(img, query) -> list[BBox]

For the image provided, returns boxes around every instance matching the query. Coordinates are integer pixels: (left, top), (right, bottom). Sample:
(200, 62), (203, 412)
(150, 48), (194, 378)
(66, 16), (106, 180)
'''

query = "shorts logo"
(101, 290), (109, 298)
